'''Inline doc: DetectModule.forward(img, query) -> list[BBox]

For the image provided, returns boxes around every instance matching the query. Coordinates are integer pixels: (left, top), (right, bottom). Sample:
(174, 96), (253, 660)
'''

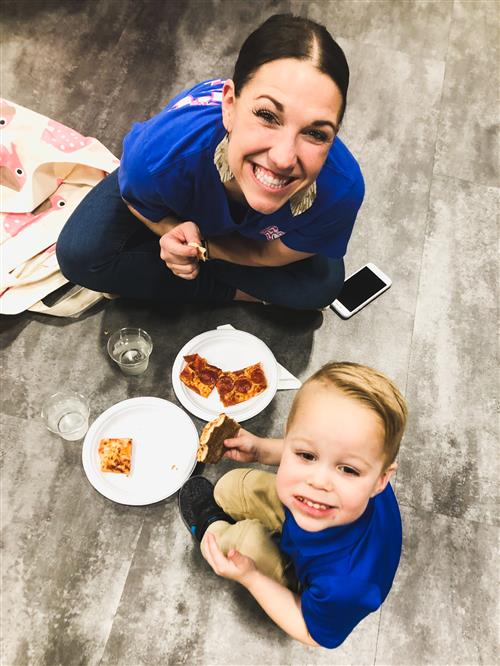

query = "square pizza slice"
(180, 353), (222, 398)
(215, 362), (268, 407)
(98, 437), (133, 475)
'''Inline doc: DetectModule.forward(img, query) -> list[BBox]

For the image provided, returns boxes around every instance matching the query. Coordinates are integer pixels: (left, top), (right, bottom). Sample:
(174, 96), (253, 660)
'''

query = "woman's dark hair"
(233, 14), (350, 124)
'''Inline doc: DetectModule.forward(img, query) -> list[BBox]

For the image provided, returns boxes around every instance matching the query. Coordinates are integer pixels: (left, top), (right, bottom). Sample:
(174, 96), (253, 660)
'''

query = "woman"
(57, 14), (364, 310)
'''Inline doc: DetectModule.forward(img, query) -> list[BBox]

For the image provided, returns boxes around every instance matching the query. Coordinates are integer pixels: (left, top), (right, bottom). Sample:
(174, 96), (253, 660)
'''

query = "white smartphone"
(331, 263), (392, 318)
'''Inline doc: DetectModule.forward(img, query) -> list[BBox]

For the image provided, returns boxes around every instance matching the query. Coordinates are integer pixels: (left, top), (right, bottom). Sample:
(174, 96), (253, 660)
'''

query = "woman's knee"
(56, 172), (130, 286)
(56, 218), (85, 282)
(56, 212), (97, 285)
(291, 257), (345, 309)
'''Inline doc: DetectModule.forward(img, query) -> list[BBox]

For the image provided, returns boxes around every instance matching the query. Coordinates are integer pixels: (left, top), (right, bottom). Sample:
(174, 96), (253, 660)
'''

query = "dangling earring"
(213, 133), (234, 183)
(290, 181), (317, 216)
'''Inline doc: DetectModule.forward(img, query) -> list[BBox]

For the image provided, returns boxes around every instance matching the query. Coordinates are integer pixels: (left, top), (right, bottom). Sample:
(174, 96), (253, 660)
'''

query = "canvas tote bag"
(0, 99), (119, 316)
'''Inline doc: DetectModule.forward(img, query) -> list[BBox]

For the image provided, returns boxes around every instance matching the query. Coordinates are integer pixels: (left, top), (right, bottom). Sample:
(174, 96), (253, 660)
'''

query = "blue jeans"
(56, 170), (345, 309)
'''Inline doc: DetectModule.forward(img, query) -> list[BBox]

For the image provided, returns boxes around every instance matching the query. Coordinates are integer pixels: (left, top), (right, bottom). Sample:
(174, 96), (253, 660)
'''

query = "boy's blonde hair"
(286, 362), (408, 465)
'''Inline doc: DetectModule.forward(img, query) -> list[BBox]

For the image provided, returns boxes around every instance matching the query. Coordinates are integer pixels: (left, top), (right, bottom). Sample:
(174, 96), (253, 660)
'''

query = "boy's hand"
(224, 429), (284, 466)
(223, 427), (260, 463)
(201, 532), (257, 584)
(202, 534), (318, 646)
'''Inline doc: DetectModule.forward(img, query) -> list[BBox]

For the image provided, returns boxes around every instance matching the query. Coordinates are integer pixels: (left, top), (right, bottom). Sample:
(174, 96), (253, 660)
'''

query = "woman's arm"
(209, 234), (313, 267)
(127, 206), (204, 280)
(125, 202), (181, 237)
(203, 533), (319, 647)
(127, 202), (312, 271)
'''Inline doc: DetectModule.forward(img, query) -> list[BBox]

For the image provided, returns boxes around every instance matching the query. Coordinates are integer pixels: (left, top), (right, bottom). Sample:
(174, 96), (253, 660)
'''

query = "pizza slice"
(215, 362), (268, 407)
(197, 413), (240, 463)
(187, 242), (207, 262)
(98, 437), (133, 475)
(180, 353), (222, 398)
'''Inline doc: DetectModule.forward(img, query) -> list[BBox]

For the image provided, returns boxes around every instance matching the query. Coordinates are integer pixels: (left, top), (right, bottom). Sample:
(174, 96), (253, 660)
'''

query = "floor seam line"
(397, 498), (499, 529)
(96, 517), (146, 665)
(394, 0), (454, 499)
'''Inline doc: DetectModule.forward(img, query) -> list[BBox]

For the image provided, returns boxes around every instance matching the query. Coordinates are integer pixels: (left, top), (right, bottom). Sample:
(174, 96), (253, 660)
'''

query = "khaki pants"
(204, 468), (291, 586)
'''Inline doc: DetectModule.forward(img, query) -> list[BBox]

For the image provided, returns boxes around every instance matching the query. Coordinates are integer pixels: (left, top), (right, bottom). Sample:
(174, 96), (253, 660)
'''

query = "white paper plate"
(172, 329), (278, 422)
(82, 397), (198, 505)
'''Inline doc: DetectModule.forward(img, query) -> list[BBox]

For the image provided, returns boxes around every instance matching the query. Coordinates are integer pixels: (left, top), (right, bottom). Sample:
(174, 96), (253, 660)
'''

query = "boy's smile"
(293, 495), (337, 516)
(276, 383), (397, 532)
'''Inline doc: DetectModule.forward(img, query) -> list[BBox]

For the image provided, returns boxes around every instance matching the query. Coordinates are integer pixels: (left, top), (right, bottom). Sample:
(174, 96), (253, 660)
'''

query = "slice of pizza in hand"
(98, 438), (133, 475)
(197, 413), (241, 463)
(187, 242), (207, 262)
(180, 353), (222, 398)
(216, 362), (268, 407)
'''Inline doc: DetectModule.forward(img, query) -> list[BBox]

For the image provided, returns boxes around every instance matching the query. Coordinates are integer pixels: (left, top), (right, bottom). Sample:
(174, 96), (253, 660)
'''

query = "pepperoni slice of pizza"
(180, 353), (222, 398)
(215, 362), (268, 407)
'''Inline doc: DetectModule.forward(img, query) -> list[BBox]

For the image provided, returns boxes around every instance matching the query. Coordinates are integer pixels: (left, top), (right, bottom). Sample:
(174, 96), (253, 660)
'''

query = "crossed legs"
(202, 469), (289, 586)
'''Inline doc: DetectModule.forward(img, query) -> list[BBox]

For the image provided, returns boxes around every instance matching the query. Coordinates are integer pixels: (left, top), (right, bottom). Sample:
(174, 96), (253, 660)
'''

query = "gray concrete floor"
(1, 1), (498, 664)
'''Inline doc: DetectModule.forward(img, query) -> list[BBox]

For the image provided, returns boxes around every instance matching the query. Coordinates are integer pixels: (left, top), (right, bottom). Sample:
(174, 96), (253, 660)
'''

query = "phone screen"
(336, 266), (387, 312)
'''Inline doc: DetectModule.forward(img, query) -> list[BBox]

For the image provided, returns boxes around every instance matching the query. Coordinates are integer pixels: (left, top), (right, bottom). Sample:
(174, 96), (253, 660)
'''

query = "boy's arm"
(242, 568), (318, 647)
(203, 532), (319, 647)
(223, 429), (284, 466)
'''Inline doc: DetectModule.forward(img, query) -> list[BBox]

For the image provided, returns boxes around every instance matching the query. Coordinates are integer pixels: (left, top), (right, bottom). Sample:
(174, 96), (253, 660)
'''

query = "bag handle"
(28, 285), (103, 318)
(0, 252), (59, 291)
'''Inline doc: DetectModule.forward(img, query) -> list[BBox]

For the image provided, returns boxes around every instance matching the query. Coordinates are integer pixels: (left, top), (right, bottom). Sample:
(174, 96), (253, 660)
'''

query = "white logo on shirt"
(171, 90), (223, 110)
(261, 225), (285, 240)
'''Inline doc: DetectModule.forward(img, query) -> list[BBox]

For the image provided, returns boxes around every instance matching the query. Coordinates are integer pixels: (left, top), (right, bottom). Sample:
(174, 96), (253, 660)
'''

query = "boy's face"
(276, 383), (397, 532)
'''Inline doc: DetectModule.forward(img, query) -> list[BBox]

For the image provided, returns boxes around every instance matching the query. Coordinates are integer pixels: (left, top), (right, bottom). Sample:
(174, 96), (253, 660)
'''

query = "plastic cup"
(41, 392), (90, 441)
(107, 327), (153, 376)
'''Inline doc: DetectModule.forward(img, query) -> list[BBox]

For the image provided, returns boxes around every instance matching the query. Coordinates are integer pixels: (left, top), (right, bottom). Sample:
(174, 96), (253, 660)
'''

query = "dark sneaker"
(178, 476), (235, 542)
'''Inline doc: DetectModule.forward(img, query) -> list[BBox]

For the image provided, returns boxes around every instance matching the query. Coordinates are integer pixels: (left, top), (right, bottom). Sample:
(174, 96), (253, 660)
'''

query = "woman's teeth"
(254, 165), (291, 189)
(297, 496), (332, 511)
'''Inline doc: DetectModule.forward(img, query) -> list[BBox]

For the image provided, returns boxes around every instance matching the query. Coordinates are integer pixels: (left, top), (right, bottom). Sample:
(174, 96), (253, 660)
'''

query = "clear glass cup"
(41, 392), (90, 441)
(107, 327), (153, 376)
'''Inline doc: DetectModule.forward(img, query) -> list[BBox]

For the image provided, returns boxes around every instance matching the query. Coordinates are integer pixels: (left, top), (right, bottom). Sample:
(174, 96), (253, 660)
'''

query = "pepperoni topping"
(200, 369), (218, 385)
(250, 367), (266, 385)
(216, 376), (234, 393)
(235, 378), (252, 394)
(183, 354), (199, 363)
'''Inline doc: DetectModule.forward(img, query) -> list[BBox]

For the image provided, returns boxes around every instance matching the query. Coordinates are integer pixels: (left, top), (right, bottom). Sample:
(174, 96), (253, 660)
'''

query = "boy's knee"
(235, 519), (269, 554)
(214, 468), (283, 530)
(214, 468), (252, 512)
(235, 520), (287, 584)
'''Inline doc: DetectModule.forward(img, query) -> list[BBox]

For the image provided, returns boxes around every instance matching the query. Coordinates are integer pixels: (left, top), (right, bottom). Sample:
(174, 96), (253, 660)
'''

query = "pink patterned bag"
(0, 99), (119, 316)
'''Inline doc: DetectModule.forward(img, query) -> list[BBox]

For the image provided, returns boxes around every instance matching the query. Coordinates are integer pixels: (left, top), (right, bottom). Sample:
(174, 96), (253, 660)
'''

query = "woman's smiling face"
(221, 58), (343, 214)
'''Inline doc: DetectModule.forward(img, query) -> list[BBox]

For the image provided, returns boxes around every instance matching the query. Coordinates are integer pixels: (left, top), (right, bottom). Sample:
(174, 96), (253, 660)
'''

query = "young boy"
(178, 362), (407, 649)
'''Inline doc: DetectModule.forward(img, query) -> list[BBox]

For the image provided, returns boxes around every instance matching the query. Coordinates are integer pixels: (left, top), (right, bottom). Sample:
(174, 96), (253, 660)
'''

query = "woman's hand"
(223, 427), (261, 463)
(201, 532), (257, 585)
(159, 221), (202, 279)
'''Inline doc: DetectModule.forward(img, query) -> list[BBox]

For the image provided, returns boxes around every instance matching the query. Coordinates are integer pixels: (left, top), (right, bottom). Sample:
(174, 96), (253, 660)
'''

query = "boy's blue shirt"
(280, 483), (402, 649)
(119, 79), (365, 259)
